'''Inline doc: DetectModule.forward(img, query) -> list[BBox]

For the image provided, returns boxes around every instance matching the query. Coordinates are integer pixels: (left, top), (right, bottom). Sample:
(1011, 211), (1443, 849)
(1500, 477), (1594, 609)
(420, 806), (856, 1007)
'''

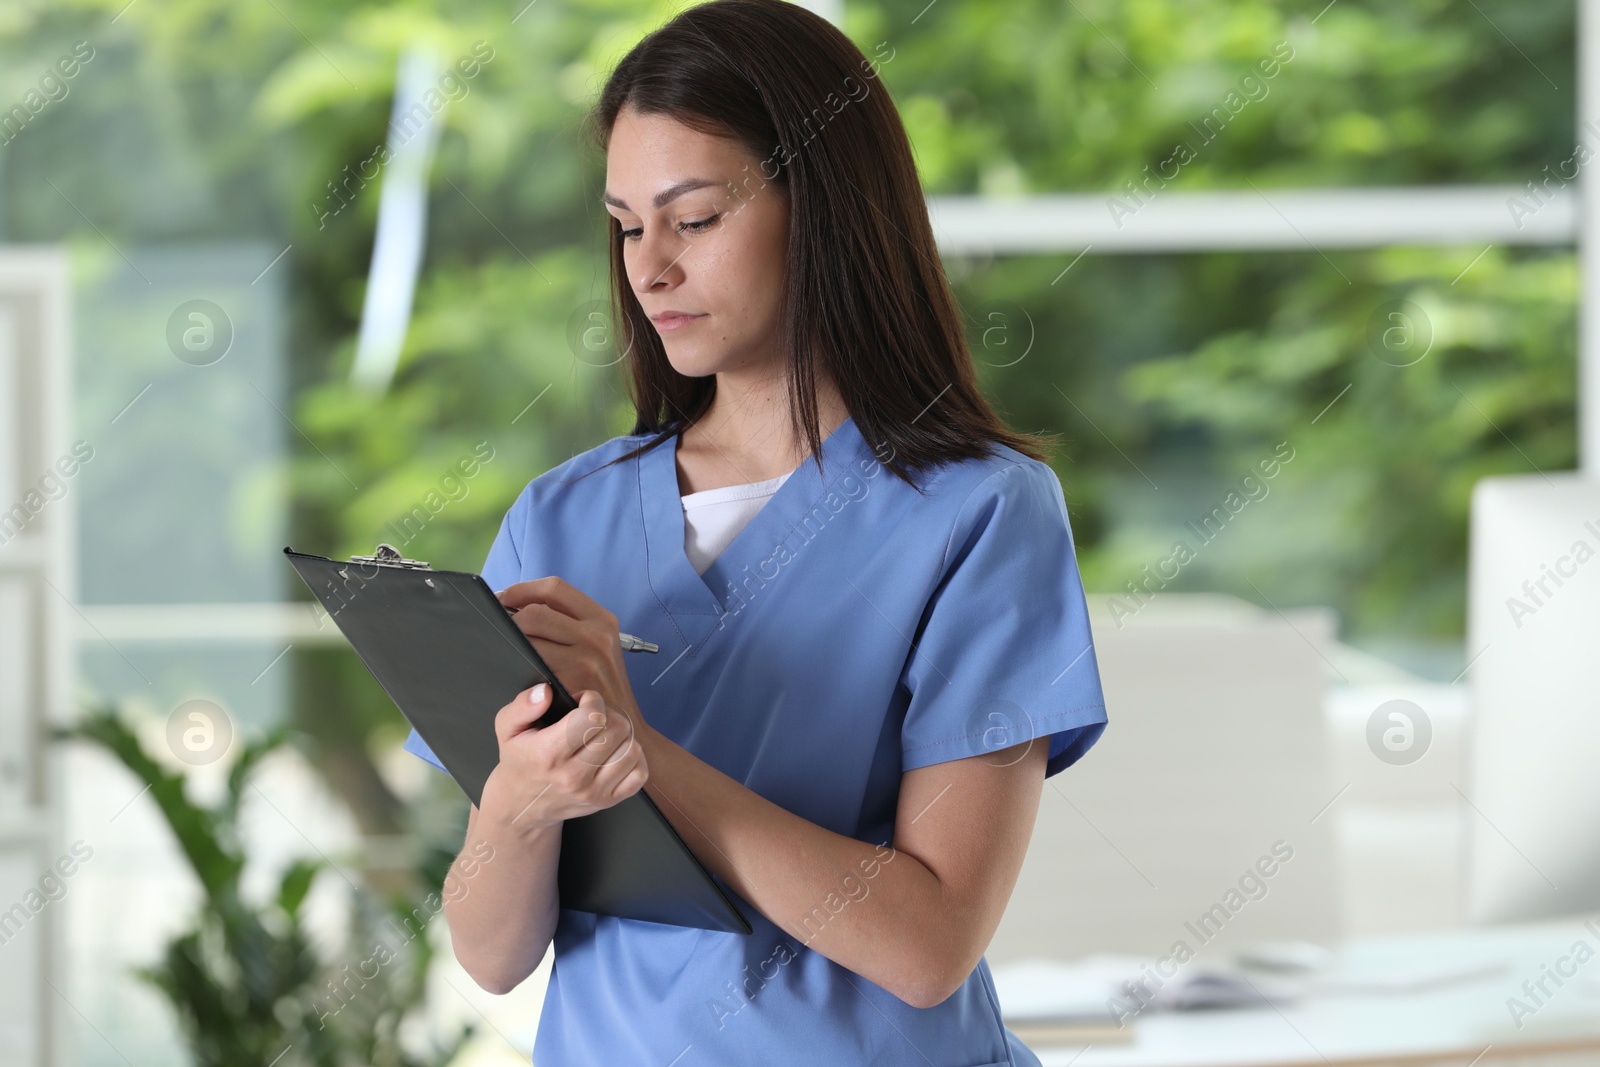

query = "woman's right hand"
(478, 682), (649, 839)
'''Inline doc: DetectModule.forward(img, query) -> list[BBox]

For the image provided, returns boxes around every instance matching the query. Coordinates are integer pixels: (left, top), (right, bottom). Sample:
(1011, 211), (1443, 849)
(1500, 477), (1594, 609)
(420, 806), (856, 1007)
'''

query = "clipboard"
(284, 543), (753, 935)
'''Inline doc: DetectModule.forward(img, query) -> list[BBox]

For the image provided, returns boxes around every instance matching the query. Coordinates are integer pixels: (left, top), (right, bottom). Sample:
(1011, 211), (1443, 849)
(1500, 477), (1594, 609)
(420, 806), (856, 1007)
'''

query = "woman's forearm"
(627, 707), (962, 1007)
(442, 801), (564, 995)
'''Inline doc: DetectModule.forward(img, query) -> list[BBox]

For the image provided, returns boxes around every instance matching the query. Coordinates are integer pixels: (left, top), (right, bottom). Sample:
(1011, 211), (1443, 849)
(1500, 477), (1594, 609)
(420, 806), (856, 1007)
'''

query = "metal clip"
(348, 542), (433, 570)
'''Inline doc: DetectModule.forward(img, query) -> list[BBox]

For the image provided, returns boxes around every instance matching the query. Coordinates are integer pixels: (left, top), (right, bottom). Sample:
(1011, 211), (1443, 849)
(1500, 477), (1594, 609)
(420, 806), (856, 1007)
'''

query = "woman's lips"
(653, 313), (705, 332)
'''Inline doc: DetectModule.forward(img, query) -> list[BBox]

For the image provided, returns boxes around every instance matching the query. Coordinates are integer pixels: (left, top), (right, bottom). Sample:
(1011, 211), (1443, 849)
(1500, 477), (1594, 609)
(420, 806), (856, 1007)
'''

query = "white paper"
(990, 955), (1304, 1023)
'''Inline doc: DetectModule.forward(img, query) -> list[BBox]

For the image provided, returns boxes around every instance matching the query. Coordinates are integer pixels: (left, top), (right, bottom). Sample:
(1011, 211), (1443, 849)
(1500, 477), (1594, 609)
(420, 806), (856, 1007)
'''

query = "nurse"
(404, 1), (1109, 1062)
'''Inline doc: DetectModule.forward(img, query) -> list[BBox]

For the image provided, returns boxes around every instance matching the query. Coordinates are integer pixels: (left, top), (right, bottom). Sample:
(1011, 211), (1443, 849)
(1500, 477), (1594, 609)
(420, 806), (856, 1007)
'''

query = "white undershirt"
(681, 469), (795, 576)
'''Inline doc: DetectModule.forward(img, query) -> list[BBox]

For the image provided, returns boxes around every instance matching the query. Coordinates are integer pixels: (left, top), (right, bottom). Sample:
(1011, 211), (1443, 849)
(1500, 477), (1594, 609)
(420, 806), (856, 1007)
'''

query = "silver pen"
(617, 632), (660, 654)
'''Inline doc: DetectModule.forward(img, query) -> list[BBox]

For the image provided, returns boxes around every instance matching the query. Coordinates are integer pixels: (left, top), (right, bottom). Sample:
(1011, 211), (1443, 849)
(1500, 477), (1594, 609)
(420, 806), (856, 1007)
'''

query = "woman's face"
(603, 106), (790, 380)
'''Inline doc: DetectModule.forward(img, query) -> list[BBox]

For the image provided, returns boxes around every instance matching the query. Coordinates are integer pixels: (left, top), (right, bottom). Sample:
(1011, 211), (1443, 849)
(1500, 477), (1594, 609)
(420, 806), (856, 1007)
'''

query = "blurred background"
(1, 0), (1594, 1064)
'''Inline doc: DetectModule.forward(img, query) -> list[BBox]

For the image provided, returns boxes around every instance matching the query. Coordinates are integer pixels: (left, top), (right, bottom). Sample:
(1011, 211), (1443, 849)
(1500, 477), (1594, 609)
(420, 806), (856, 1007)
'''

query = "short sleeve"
(403, 726), (449, 773)
(899, 462), (1108, 778)
(403, 485), (529, 778)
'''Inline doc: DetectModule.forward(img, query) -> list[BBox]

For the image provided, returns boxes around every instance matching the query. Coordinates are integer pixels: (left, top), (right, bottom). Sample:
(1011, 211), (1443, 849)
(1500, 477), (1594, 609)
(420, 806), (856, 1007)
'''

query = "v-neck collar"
(639, 414), (868, 646)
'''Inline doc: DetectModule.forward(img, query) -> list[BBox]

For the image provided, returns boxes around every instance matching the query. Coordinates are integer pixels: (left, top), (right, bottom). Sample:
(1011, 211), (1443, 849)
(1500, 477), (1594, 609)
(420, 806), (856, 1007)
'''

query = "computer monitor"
(1465, 473), (1600, 922)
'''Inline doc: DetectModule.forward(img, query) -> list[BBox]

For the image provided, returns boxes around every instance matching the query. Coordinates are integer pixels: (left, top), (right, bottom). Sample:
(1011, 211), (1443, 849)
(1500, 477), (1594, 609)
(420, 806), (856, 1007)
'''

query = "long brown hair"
(583, 0), (1054, 490)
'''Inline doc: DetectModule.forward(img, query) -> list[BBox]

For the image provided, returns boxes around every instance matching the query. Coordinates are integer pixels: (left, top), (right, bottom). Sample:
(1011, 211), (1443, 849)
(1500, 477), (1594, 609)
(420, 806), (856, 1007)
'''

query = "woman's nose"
(631, 228), (689, 291)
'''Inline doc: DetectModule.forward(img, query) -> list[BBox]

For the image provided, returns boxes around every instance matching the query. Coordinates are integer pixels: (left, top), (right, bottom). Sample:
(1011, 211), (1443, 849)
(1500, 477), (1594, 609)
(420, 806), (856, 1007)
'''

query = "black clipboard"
(284, 543), (753, 935)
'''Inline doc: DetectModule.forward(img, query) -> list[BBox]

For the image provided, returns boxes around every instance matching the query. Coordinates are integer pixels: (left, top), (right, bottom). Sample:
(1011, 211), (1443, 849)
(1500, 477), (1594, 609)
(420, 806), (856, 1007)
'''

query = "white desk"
(1034, 920), (1600, 1067)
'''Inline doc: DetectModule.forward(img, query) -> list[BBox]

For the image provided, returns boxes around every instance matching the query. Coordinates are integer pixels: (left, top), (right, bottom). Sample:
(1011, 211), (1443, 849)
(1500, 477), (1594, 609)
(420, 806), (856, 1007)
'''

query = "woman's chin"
(662, 348), (725, 379)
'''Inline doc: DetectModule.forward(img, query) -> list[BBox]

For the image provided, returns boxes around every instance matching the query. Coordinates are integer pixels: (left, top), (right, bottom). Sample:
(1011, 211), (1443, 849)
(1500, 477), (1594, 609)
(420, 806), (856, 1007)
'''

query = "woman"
(403, 1), (1109, 1062)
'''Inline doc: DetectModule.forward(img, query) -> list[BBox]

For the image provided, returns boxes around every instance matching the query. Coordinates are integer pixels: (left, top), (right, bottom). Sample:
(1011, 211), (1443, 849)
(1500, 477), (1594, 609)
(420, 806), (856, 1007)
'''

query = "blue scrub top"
(405, 414), (1108, 1066)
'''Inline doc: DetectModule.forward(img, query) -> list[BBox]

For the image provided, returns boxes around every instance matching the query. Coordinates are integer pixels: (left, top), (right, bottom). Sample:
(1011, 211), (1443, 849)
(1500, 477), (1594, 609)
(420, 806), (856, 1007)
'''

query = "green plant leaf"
(277, 858), (323, 919)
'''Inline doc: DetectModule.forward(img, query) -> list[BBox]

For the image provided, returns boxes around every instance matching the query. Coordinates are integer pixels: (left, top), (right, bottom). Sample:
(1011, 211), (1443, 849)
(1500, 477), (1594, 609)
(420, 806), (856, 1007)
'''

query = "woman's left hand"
(496, 577), (644, 722)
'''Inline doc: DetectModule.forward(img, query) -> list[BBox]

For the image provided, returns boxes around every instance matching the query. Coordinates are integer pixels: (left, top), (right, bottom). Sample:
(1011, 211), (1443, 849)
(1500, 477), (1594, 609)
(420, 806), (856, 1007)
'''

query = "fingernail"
(529, 683), (549, 704)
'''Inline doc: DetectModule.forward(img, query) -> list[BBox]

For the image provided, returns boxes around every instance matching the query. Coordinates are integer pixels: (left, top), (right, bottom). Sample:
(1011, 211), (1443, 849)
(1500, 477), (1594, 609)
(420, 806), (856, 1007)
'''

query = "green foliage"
(855, 0), (1571, 193)
(55, 709), (472, 1067)
(1118, 246), (1576, 639)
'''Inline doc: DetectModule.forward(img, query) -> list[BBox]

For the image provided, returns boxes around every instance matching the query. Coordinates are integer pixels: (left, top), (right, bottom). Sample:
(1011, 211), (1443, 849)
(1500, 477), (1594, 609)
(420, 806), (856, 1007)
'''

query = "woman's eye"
(615, 215), (720, 243)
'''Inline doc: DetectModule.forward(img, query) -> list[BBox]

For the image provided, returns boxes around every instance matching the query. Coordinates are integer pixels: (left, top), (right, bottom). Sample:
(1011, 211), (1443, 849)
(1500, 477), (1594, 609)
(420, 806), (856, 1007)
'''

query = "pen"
(501, 602), (660, 653)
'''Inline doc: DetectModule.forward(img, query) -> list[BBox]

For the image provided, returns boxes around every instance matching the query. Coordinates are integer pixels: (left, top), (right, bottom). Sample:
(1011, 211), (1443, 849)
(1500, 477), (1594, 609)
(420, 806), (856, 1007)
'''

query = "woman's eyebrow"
(601, 178), (723, 212)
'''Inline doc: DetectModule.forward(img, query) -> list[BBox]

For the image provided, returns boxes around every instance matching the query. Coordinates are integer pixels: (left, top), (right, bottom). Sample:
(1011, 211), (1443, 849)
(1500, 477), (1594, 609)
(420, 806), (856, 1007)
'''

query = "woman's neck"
(679, 374), (849, 488)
